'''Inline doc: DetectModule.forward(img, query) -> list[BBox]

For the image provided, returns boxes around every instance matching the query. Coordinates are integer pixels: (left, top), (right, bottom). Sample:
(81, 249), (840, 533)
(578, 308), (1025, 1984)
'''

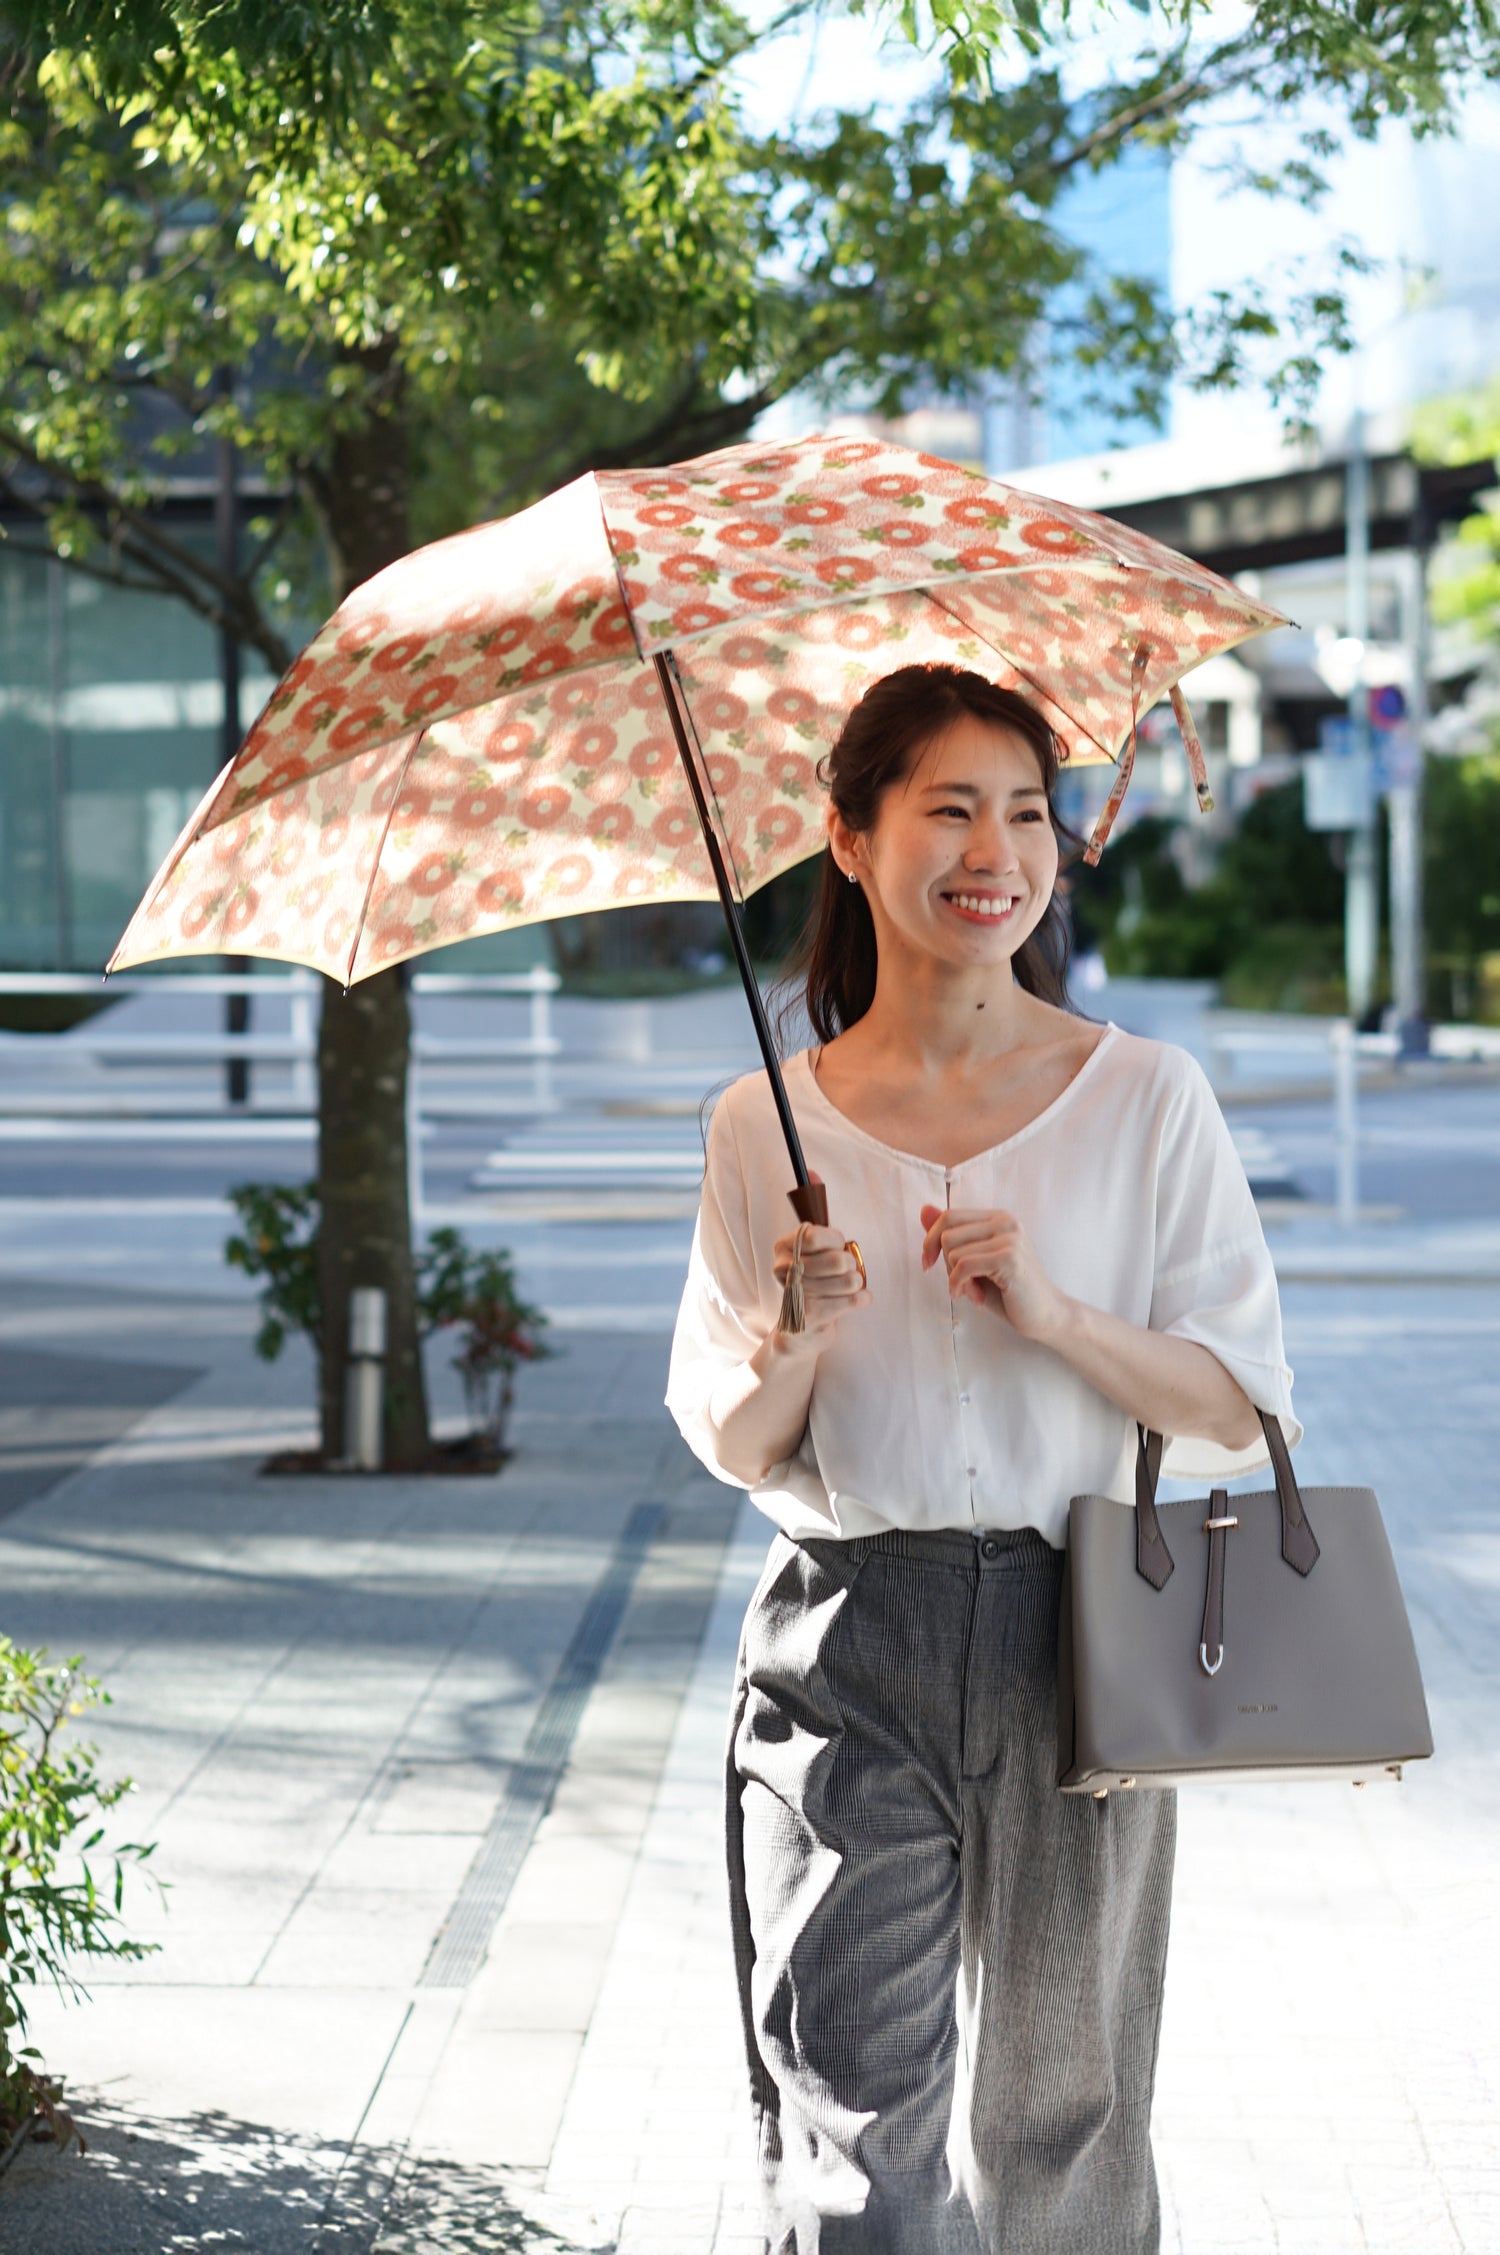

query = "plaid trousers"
(726, 1524), (1176, 2255)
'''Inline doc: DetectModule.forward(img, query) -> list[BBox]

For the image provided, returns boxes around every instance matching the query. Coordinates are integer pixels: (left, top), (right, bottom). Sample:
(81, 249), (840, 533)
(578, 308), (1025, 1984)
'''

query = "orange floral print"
(109, 432), (1286, 985)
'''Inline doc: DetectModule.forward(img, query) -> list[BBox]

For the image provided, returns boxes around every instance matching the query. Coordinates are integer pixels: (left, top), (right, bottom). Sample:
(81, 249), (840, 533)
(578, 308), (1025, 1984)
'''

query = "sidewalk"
(2, 1250), (1497, 2255)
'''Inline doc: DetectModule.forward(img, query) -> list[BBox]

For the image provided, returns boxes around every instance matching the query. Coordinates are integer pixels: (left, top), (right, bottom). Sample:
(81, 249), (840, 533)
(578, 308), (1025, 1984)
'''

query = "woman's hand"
(772, 1223), (869, 1341)
(919, 1203), (1071, 1344)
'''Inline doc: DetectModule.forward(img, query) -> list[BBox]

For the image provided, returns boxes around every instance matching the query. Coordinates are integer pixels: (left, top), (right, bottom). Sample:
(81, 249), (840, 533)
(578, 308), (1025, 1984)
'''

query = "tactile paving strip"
(418, 1498), (664, 1990)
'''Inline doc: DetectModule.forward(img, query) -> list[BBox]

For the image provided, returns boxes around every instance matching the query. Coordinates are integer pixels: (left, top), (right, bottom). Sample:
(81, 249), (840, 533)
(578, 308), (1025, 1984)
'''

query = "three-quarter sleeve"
(1150, 1054), (1302, 1482)
(665, 1096), (773, 1487)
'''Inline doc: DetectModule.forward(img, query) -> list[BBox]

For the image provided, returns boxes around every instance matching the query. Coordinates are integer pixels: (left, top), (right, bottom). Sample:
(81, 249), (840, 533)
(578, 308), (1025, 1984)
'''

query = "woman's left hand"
(919, 1204), (1071, 1344)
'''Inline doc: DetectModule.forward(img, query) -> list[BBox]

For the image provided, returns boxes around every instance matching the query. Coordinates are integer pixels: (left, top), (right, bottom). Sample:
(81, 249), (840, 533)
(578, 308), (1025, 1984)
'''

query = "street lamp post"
(216, 375), (249, 1107)
(1388, 533), (1430, 1053)
(1343, 417), (1380, 1025)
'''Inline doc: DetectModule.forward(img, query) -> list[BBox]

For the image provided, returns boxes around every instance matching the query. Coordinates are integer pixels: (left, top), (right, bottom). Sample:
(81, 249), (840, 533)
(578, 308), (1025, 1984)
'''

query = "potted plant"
(416, 1230), (553, 1460)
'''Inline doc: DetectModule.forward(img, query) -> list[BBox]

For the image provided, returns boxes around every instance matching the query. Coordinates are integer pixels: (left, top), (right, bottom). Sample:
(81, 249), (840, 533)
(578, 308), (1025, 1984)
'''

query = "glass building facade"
(0, 532), (273, 971)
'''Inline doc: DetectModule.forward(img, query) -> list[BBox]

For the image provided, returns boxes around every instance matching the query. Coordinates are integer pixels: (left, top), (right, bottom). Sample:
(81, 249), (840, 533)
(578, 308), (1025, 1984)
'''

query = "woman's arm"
(920, 1204), (1261, 1451)
(1033, 1295), (1261, 1450)
(705, 1329), (823, 1487)
(705, 1226), (867, 1484)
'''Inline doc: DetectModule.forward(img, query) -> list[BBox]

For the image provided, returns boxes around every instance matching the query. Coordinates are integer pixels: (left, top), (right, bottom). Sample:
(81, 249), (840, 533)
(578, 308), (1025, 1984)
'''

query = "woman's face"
(831, 713), (1059, 977)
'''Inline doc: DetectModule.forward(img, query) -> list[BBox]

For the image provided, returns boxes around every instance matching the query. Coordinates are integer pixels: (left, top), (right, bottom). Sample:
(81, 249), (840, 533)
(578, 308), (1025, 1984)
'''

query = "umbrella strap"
(777, 1223), (815, 1337)
(1083, 642), (1151, 866)
(1169, 682), (1216, 815)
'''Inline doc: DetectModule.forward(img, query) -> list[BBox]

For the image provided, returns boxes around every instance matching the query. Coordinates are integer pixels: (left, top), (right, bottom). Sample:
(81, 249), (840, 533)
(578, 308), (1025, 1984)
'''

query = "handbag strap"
(1134, 1426), (1173, 1588)
(1132, 1409), (1319, 1588)
(1262, 1410), (1320, 1575)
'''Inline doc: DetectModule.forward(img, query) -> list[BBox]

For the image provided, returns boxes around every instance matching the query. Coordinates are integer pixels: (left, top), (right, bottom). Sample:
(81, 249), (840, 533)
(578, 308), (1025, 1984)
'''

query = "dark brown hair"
(789, 663), (1080, 1043)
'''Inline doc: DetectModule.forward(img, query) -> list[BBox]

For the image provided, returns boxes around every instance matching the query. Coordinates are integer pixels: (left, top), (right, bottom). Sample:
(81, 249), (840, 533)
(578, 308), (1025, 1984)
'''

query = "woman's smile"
(940, 886), (1021, 924)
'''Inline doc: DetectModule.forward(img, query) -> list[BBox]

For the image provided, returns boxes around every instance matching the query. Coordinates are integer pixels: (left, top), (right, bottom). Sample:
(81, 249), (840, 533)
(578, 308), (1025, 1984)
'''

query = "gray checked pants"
(726, 1524), (1176, 2255)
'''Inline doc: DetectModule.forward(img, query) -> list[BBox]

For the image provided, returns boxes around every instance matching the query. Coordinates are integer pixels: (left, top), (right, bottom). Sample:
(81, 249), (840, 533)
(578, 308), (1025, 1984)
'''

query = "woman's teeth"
(947, 893), (1015, 918)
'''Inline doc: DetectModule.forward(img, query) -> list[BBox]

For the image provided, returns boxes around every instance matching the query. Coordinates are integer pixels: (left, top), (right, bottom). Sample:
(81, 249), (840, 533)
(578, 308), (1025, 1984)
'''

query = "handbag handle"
(1133, 1409), (1319, 1588)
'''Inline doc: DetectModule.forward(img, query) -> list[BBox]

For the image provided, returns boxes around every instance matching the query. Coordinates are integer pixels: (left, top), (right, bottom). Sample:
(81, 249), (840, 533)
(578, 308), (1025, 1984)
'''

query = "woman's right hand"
(705, 1201), (868, 1483)
(771, 1224), (869, 1340)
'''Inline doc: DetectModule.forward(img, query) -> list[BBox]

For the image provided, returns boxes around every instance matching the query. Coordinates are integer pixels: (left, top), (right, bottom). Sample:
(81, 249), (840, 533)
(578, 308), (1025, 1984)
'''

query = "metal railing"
(0, 966), (561, 1226)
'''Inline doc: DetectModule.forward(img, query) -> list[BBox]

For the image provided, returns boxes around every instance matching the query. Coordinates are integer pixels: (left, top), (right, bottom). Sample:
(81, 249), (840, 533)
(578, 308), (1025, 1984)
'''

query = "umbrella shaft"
(653, 652), (810, 1191)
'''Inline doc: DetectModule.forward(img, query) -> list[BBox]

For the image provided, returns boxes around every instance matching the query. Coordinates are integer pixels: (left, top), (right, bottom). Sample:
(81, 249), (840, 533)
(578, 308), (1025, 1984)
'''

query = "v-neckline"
(798, 1023), (1117, 1174)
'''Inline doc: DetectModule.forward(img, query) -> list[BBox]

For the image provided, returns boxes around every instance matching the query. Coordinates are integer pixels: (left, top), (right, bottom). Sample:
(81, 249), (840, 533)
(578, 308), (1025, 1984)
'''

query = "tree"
(3, 0), (1496, 1462)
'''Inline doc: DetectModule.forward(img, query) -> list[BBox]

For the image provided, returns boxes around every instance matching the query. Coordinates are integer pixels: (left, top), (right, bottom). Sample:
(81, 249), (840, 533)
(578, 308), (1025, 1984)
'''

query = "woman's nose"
(964, 823), (1018, 872)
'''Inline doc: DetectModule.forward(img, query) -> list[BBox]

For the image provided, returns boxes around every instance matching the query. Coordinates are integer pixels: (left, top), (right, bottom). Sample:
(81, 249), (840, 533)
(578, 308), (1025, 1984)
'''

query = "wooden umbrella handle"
(787, 1180), (829, 1226)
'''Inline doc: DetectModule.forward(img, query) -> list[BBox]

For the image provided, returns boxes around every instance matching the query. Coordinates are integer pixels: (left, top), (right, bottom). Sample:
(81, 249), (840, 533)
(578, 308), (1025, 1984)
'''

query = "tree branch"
(535, 377), (784, 498)
(1042, 42), (1261, 180)
(0, 444), (294, 670)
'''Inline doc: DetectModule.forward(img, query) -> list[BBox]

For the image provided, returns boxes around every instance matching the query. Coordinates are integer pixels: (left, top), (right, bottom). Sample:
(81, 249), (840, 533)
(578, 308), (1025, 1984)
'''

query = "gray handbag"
(1057, 1410), (1434, 1795)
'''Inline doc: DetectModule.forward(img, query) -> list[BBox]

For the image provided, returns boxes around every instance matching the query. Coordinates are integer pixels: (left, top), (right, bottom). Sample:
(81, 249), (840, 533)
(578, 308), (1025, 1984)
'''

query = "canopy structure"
(111, 434), (1287, 988)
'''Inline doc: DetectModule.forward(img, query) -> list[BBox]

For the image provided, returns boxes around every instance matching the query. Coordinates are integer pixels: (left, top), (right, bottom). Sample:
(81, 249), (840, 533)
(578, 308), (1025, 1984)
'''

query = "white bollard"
(345, 1286), (387, 1470)
(289, 974), (316, 1112)
(405, 1056), (423, 1232)
(1331, 1020), (1359, 1226)
(529, 967), (556, 1111)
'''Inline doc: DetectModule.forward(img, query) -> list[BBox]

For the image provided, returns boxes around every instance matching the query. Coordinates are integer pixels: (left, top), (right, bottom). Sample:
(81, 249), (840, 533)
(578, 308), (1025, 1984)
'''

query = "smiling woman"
(666, 659), (1299, 2253)
(790, 664), (1079, 1042)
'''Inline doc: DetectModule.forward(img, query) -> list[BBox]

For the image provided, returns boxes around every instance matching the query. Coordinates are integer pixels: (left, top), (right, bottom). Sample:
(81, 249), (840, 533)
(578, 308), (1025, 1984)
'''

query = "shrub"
(224, 1191), (552, 1452)
(224, 1182), (320, 1362)
(1084, 783), (1354, 1006)
(1, 1641), (160, 2161)
(1425, 749), (1500, 1020)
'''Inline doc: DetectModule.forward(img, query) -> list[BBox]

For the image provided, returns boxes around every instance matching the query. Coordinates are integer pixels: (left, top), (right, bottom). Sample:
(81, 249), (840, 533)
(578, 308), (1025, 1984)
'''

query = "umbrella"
(109, 432), (1287, 1217)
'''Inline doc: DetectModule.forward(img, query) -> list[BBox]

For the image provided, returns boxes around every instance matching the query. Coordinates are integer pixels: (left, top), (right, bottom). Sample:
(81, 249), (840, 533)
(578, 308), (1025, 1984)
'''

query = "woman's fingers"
(925, 1219), (1018, 1285)
(772, 1240), (866, 1290)
(946, 1250), (1009, 1297)
(773, 1223), (846, 1261)
(771, 1253), (866, 1289)
(920, 1205), (1017, 1263)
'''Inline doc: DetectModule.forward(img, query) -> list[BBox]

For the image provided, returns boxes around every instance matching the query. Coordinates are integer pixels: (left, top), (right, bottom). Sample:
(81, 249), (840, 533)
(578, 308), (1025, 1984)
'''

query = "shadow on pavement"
(0, 2102), (588, 2255)
(0, 1344), (203, 1524)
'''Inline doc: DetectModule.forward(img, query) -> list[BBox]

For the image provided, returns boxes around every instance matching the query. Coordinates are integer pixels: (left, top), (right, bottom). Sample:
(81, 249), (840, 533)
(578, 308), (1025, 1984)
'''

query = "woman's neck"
(841, 957), (1042, 1076)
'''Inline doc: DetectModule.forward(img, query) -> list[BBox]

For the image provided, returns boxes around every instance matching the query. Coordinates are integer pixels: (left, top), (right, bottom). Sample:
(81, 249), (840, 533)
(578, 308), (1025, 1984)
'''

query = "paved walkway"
(3, 1262), (1497, 2253)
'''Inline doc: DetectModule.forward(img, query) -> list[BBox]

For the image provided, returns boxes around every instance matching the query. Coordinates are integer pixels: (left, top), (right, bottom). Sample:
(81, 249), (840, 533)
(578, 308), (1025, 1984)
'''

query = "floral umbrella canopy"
(109, 432), (1286, 989)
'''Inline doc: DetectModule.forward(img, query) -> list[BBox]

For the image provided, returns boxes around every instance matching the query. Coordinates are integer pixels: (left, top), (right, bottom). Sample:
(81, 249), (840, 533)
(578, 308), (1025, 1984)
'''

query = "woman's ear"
(828, 806), (862, 880)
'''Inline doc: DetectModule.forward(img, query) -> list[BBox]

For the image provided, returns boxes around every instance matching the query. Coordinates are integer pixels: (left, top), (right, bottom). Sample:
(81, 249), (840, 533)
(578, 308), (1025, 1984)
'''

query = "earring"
(847, 869), (858, 885)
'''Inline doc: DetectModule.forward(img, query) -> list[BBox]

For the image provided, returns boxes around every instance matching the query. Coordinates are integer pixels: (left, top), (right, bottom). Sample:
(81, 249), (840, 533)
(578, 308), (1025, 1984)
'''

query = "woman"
(666, 664), (1299, 2255)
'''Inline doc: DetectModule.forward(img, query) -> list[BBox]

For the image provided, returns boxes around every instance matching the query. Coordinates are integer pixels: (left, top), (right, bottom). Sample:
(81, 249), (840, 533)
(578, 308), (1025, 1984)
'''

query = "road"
(2, 981), (1498, 1328)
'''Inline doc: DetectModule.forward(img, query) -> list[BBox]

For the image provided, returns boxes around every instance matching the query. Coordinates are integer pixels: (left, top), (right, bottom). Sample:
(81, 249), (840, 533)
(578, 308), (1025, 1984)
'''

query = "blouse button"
(959, 1392), (971, 1406)
(966, 1465), (977, 1478)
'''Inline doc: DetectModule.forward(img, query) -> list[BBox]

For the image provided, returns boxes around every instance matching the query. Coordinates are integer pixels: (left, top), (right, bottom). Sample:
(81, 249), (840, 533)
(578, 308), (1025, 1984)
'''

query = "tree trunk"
(316, 967), (429, 1466)
(314, 350), (431, 1466)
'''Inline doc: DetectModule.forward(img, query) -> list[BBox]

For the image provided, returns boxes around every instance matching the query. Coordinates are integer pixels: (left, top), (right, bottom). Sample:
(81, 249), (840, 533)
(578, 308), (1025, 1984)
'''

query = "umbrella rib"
(665, 655), (752, 908)
(344, 729), (425, 989)
(593, 478), (647, 665)
(653, 651), (812, 1191)
(919, 585), (1120, 762)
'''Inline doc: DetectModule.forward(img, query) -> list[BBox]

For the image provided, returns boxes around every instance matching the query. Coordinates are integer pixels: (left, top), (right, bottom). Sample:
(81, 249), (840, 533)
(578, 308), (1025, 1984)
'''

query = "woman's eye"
(934, 803), (970, 819)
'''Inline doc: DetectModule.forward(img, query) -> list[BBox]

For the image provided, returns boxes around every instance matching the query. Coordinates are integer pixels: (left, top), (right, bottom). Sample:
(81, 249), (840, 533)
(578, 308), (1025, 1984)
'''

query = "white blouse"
(665, 1027), (1301, 1548)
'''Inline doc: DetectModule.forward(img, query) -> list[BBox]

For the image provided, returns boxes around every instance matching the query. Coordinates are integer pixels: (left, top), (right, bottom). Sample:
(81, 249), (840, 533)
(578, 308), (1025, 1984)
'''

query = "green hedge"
(1071, 761), (1500, 1021)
